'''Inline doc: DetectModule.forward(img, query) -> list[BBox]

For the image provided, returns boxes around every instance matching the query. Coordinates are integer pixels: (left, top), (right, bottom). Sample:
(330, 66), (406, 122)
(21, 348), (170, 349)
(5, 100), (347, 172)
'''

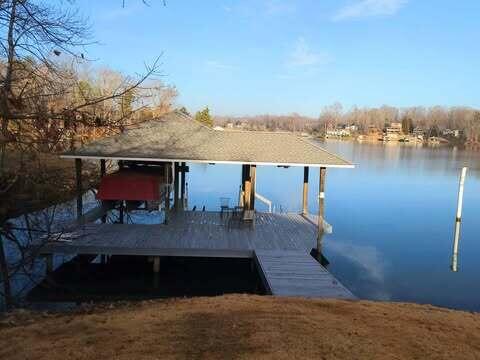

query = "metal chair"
(220, 197), (231, 219)
(228, 206), (244, 230)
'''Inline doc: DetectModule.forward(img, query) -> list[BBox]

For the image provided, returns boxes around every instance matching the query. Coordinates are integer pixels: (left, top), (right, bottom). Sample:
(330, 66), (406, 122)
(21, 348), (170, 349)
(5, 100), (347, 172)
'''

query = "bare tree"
(0, 1), (173, 309)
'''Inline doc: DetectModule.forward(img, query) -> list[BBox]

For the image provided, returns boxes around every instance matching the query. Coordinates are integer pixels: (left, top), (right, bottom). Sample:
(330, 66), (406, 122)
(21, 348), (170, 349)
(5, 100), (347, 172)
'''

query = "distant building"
(413, 127), (425, 136)
(442, 129), (461, 138)
(384, 122), (403, 141)
(326, 128), (351, 137)
(412, 127), (425, 140)
(213, 126), (224, 131)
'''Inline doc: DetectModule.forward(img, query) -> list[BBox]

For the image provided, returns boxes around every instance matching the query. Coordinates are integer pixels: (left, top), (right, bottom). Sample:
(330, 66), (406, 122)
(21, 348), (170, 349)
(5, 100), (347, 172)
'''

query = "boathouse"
(42, 111), (356, 299)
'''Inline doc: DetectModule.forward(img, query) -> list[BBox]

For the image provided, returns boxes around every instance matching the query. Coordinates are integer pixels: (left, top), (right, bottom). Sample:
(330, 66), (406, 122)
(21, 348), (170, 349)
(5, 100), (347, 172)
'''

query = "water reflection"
(325, 240), (391, 301)
(187, 140), (480, 311)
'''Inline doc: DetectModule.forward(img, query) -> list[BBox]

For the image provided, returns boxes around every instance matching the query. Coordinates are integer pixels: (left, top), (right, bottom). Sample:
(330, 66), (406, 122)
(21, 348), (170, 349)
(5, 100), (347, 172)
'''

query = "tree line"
(215, 104), (480, 145)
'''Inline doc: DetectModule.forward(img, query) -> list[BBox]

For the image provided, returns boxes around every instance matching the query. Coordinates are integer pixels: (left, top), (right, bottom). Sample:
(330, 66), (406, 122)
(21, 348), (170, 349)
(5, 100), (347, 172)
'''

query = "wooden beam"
(243, 165), (251, 210)
(250, 165), (256, 210)
(75, 158), (82, 220)
(302, 166), (309, 215)
(317, 167), (326, 254)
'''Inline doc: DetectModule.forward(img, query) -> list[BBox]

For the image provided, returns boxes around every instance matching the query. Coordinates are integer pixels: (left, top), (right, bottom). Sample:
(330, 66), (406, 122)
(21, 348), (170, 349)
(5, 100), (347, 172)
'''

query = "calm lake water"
(187, 140), (480, 311)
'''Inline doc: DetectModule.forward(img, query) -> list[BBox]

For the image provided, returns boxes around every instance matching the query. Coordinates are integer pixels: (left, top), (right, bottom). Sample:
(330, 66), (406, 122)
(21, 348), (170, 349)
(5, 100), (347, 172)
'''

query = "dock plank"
(254, 250), (355, 299)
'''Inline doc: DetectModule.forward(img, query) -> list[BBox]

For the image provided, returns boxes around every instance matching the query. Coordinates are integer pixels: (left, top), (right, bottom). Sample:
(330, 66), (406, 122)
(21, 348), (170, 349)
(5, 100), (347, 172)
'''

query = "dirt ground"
(1, 295), (480, 360)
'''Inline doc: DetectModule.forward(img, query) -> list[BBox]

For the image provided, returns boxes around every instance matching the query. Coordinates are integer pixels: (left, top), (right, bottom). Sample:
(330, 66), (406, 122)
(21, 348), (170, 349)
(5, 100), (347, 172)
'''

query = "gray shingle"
(62, 111), (353, 168)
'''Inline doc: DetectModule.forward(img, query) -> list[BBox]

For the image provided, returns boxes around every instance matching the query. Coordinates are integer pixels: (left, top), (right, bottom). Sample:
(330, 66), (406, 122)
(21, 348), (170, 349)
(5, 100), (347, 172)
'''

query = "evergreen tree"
(178, 106), (190, 116)
(195, 107), (213, 127)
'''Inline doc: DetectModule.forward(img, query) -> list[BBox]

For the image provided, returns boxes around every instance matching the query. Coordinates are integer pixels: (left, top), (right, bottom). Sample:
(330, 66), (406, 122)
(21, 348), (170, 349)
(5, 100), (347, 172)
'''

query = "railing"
(237, 185), (274, 213)
(255, 193), (272, 213)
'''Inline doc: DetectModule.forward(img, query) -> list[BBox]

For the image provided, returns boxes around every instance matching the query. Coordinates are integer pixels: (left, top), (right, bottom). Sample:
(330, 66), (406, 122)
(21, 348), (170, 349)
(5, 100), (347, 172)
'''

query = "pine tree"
(195, 107), (213, 127)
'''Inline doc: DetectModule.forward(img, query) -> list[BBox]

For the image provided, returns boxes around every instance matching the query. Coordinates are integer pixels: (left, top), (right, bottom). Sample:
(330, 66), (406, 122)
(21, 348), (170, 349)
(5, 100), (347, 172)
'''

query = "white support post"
(451, 167), (468, 272)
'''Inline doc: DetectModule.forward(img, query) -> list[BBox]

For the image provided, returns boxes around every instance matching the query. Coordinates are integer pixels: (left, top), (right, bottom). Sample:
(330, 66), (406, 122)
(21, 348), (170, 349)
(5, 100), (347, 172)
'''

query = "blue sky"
(77, 0), (480, 116)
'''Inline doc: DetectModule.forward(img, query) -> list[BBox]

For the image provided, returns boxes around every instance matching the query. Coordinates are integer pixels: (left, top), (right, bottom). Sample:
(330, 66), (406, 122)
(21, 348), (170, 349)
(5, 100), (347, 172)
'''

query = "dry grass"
(1, 295), (480, 359)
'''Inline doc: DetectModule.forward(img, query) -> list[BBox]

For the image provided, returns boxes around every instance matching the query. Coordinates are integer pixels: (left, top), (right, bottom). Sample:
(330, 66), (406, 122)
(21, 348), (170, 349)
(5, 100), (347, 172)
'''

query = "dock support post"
(302, 166), (309, 215)
(243, 165), (252, 210)
(240, 165), (247, 207)
(174, 162), (180, 210)
(317, 167), (326, 256)
(451, 167), (468, 272)
(164, 163), (171, 224)
(100, 159), (107, 223)
(119, 201), (124, 224)
(153, 256), (160, 288)
(180, 162), (186, 210)
(250, 165), (256, 210)
(75, 158), (83, 220)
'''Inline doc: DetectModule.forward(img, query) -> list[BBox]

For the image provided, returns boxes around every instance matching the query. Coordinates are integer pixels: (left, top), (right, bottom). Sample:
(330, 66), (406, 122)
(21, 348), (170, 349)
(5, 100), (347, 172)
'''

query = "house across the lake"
(38, 111), (356, 300)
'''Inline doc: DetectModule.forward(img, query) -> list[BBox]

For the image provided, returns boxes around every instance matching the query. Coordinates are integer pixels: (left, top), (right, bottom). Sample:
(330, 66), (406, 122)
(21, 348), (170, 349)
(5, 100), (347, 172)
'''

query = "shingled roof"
(62, 111), (353, 168)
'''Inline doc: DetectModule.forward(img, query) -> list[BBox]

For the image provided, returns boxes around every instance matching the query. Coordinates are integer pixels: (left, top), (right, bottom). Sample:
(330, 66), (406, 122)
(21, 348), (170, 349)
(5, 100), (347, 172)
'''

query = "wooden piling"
(180, 162), (186, 209)
(153, 256), (160, 288)
(100, 159), (107, 223)
(164, 163), (171, 224)
(240, 165), (247, 207)
(153, 256), (160, 273)
(243, 165), (252, 210)
(119, 201), (124, 224)
(174, 162), (180, 210)
(302, 166), (309, 215)
(317, 167), (326, 255)
(244, 179), (252, 210)
(451, 167), (468, 272)
(75, 158), (83, 220)
(250, 165), (256, 210)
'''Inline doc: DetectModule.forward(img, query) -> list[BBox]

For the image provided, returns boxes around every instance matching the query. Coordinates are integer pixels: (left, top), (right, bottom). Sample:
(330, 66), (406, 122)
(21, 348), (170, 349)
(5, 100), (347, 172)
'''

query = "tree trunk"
(0, 0), (18, 172)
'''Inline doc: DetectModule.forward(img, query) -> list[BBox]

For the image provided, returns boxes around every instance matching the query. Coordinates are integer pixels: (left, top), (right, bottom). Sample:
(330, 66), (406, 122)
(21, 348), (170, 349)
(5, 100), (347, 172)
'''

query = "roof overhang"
(60, 154), (355, 169)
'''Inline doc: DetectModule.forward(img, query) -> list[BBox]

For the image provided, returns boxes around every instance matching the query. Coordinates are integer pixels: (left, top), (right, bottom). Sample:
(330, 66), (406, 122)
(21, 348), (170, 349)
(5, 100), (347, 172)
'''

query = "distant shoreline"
(320, 135), (480, 150)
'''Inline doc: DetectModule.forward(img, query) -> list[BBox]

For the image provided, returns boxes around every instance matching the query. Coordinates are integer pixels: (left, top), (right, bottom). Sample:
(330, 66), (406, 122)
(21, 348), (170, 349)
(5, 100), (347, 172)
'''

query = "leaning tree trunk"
(0, 0), (18, 173)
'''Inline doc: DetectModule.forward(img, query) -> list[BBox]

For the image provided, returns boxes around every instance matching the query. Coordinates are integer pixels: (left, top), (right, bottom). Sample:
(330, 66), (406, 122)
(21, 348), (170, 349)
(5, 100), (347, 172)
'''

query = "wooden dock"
(42, 211), (318, 258)
(40, 211), (355, 299)
(254, 250), (355, 299)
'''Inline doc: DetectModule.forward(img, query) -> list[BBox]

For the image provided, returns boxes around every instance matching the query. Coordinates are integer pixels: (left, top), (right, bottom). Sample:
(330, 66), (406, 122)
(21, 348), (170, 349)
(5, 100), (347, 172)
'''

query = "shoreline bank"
(1, 295), (479, 359)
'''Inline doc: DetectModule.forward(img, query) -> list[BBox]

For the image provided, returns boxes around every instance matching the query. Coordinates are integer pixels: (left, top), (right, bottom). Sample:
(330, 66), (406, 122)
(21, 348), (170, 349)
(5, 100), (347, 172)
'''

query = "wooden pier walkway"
(42, 211), (318, 258)
(254, 250), (355, 299)
(40, 211), (356, 300)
